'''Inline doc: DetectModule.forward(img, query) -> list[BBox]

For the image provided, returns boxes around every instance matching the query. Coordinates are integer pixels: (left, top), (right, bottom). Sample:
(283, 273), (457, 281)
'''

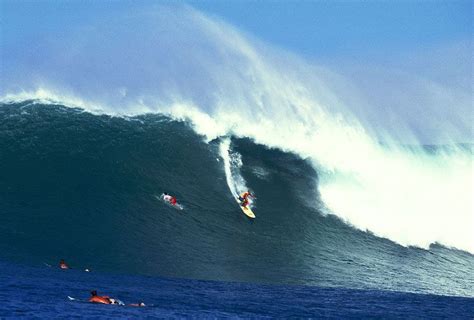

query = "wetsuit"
(239, 192), (252, 207)
(89, 296), (112, 304)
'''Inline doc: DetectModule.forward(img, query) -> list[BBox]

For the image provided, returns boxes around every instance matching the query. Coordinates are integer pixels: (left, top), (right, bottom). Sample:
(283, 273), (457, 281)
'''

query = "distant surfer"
(89, 290), (112, 304)
(129, 302), (146, 307)
(158, 192), (183, 210)
(238, 191), (254, 208)
(88, 290), (123, 305)
(59, 259), (69, 270)
(163, 192), (177, 206)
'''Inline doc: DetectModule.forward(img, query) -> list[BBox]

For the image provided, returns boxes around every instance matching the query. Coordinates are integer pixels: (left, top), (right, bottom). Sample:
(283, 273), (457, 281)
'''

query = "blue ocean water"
(1, 260), (473, 319)
(0, 101), (473, 318)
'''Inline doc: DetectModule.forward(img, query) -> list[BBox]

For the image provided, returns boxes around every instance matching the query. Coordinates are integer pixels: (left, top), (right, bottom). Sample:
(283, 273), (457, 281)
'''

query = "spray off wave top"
(1, 5), (473, 253)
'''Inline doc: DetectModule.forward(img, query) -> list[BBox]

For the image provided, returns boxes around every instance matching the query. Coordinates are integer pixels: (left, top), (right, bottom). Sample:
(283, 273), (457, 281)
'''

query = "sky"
(193, 1), (472, 59)
(1, 0), (472, 143)
(2, 0), (471, 60)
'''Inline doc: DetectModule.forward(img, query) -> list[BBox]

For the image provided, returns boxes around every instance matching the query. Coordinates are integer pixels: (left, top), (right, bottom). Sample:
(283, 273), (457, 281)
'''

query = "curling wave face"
(0, 101), (473, 297)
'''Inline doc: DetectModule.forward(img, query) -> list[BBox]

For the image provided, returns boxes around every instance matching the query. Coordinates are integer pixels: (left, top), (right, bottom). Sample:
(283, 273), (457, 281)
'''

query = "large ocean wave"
(2, 5), (472, 254)
(0, 101), (473, 298)
(1, 4), (473, 297)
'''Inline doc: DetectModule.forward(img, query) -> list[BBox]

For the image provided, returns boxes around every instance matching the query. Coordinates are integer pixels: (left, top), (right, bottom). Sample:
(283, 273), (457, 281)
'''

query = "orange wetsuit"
(89, 296), (112, 304)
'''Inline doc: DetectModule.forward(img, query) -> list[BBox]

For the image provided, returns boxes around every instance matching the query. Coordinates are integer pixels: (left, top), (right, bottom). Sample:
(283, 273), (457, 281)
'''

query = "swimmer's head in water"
(91, 290), (97, 296)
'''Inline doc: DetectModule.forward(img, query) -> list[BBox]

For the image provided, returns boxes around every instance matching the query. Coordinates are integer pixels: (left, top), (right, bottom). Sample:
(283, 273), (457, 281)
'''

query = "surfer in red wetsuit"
(59, 259), (69, 269)
(239, 191), (254, 208)
(163, 192), (177, 206)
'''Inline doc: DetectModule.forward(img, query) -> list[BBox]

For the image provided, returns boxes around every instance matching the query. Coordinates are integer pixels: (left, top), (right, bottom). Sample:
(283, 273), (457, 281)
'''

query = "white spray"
(219, 138), (251, 204)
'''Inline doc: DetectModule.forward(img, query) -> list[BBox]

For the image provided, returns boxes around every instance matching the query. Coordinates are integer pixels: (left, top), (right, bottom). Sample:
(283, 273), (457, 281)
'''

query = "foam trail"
(219, 138), (250, 203)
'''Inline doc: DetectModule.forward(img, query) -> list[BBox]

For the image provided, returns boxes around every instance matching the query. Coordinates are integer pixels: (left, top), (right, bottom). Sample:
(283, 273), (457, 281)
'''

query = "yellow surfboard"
(236, 198), (255, 219)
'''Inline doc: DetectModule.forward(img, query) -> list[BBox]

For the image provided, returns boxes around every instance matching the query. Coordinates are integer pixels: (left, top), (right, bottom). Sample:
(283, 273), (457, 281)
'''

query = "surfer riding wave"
(238, 191), (254, 208)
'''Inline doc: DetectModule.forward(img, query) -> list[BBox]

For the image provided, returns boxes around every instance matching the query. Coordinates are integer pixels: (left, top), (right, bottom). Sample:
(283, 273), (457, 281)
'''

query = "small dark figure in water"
(59, 259), (69, 270)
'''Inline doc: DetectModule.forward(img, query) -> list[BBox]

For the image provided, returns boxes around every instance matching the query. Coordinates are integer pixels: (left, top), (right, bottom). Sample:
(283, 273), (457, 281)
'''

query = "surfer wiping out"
(159, 192), (184, 210)
(163, 192), (177, 205)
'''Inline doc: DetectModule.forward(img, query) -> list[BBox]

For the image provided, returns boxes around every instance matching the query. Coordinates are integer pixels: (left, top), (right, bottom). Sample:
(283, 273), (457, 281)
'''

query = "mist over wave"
(1, 4), (472, 254)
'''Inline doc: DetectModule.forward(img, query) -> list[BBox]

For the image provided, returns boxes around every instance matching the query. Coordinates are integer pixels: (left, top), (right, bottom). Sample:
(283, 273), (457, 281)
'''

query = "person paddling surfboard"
(88, 290), (124, 305)
(59, 259), (69, 270)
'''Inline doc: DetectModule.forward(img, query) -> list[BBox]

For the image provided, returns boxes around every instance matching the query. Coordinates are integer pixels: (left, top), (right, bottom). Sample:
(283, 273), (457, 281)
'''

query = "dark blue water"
(0, 101), (473, 317)
(2, 260), (473, 319)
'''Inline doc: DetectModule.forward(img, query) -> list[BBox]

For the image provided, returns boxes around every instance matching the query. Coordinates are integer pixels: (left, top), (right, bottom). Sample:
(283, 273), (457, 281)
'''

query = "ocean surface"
(2, 260), (474, 319)
(0, 101), (473, 318)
